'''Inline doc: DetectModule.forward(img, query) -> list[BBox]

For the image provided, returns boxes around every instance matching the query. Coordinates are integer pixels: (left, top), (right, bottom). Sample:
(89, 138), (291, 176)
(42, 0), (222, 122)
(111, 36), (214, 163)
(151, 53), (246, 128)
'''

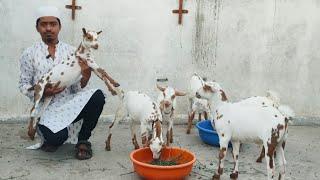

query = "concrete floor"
(0, 121), (319, 180)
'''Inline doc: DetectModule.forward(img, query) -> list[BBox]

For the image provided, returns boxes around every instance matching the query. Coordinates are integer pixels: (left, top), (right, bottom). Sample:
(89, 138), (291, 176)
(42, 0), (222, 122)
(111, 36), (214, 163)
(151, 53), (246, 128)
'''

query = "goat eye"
(87, 36), (93, 40)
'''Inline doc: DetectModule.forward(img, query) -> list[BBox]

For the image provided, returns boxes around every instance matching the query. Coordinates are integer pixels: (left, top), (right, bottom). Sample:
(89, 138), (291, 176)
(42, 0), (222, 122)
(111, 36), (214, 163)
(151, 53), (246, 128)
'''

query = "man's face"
(36, 16), (61, 44)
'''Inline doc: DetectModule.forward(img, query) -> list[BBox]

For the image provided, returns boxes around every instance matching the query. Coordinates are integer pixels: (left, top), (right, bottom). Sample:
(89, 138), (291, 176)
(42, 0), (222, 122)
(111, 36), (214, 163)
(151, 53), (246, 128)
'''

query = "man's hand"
(78, 58), (92, 88)
(44, 81), (65, 97)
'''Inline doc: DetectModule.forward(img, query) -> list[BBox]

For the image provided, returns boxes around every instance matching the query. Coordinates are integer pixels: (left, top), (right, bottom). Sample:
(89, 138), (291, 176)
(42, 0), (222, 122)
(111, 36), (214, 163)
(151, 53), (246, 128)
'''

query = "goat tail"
(278, 105), (295, 119)
(266, 90), (280, 107)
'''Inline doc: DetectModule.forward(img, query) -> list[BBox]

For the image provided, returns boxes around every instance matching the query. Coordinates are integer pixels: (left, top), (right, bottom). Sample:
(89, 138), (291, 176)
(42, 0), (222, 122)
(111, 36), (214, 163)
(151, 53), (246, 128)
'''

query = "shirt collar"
(39, 40), (61, 60)
(39, 40), (61, 49)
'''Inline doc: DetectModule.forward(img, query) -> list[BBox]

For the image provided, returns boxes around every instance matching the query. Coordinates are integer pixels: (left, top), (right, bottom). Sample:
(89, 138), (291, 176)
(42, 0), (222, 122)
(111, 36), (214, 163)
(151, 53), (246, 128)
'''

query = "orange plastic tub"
(130, 147), (196, 180)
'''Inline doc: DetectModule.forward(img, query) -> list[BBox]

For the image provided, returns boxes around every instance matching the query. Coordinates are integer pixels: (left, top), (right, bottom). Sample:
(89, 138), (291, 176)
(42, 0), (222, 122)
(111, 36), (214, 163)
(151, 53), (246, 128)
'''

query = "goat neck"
(208, 92), (226, 111)
(152, 119), (163, 141)
(159, 101), (174, 117)
(75, 41), (91, 59)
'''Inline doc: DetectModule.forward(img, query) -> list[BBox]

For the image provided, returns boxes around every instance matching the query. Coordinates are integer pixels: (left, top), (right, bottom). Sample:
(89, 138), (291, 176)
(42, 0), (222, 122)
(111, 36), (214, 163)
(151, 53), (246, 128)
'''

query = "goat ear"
(175, 90), (187, 96)
(220, 90), (228, 101)
(97, 30), (102, 35)
(156, 84), (166, 92)
(82, 28), (87, 35)
(202, 77), (207, 82)
(203, 84), (214, 93)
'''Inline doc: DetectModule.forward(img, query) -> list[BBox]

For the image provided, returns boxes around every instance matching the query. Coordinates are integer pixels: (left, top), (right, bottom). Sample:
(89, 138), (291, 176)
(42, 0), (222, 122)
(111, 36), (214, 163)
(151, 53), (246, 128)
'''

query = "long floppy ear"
(175, 90), (187, 96)
(220, 90), (228, 101)
(203, 84), (215, 93)
(156, 84), (166, 92)
(97, 30), (102, 35)
(82, 28), (87, 35)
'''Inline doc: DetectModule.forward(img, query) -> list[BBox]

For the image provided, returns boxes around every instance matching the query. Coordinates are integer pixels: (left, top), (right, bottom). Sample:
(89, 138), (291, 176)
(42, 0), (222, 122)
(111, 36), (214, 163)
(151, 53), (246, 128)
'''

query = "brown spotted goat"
(105, 90), (165, 160)
(27, 28), (119, 140)
(196, 81), (288, 180)
(187, 73), (218, 134)
(156, 85), (186, 145)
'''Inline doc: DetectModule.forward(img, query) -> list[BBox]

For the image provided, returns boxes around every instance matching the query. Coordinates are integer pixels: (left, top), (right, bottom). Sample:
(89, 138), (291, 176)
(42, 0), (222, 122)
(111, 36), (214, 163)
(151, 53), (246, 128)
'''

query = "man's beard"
(44, 34), (54, 43)
(46, 37), (54, 43)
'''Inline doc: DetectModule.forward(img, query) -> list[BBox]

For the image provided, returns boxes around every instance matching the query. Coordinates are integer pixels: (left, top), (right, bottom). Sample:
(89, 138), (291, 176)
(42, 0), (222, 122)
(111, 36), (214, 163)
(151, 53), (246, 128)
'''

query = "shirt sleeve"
(18, 49), (35, 101)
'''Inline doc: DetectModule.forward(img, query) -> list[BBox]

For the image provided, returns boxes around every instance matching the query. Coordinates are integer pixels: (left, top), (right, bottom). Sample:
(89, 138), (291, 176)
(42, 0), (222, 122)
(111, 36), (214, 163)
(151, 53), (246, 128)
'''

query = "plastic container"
(196, 120), (231, 147)
(130, 147), (196, 180)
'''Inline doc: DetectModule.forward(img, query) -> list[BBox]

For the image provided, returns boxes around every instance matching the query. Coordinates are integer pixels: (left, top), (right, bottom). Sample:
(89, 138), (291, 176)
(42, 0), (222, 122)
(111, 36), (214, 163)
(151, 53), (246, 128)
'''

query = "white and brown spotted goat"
(156, 85), (186, 146)
(196, 82), (288, 180)
(27, 28), (119, 140)
(105, 90), (165, 160)
(237, 91), (295, 163)
(187, 73), (225, 134)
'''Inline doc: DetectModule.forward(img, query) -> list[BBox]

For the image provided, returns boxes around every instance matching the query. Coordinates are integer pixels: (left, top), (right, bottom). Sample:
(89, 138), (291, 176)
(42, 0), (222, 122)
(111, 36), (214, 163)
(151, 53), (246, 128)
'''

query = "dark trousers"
(38, 90), (105, 146)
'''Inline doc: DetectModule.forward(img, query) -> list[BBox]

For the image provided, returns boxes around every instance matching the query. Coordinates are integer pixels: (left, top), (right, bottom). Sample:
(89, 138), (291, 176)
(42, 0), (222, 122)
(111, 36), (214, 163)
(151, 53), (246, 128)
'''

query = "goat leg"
(186, 112), (195, 134)
(170, 128), (173, 143)
(91, 68), (118, 95)
(256, 146), (265, 163)
(132, 134), (140, 149)
(27, 117), (37, 140)
(204, 111), (208, 120)
(87, 61), (119, 95)
(104, 79), (118, 96)
(105, 134), (112, 151)
(97, 68), (120, 87)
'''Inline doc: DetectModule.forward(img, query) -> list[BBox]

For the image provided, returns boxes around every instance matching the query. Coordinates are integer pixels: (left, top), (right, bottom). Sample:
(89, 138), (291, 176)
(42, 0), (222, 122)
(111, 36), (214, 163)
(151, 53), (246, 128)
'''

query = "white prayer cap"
(36, 5), (61, 20)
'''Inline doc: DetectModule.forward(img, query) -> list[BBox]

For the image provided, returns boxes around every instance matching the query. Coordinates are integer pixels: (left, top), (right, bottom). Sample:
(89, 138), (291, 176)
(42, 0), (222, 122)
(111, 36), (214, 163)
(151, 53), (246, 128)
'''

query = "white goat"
(237, 91), (294, 163)
(105, 90), (165, 160)
(196, 82), (288, 180)
(27, 28), (119, 140)
(186, 73), (227, 134)
(156, 85), (186, 145)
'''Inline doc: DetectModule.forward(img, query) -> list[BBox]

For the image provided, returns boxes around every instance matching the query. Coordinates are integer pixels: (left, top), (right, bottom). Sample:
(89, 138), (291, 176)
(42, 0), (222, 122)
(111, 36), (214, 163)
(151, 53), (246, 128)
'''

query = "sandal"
(75, 140), (92, 160)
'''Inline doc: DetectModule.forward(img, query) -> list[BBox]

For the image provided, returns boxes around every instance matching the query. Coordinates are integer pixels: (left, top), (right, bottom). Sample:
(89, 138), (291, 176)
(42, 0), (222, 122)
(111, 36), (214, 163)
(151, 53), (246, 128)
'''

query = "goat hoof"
(186, 129), (191, 134)
(27, 130), (36, 140)
(230, 171), (238, 179)
(111, 90), (117, 96)
(256, 157), (263, 163)
(212, 174), (220, 180)
(105, 146), (111, 151)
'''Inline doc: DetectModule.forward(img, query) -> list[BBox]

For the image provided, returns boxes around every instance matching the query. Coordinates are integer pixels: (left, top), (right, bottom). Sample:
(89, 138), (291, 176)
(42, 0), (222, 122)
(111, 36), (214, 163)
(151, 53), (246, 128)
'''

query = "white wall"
(0, 0), (319, 121)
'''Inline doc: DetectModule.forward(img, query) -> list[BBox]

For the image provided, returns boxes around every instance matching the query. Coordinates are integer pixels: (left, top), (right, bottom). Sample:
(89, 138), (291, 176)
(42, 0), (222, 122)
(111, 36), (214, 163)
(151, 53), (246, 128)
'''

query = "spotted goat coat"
(187, 73), (215, 134)
(156, 85), (186, 146)
(105, 90), (165, 160)
(196, 81), (289, 180)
